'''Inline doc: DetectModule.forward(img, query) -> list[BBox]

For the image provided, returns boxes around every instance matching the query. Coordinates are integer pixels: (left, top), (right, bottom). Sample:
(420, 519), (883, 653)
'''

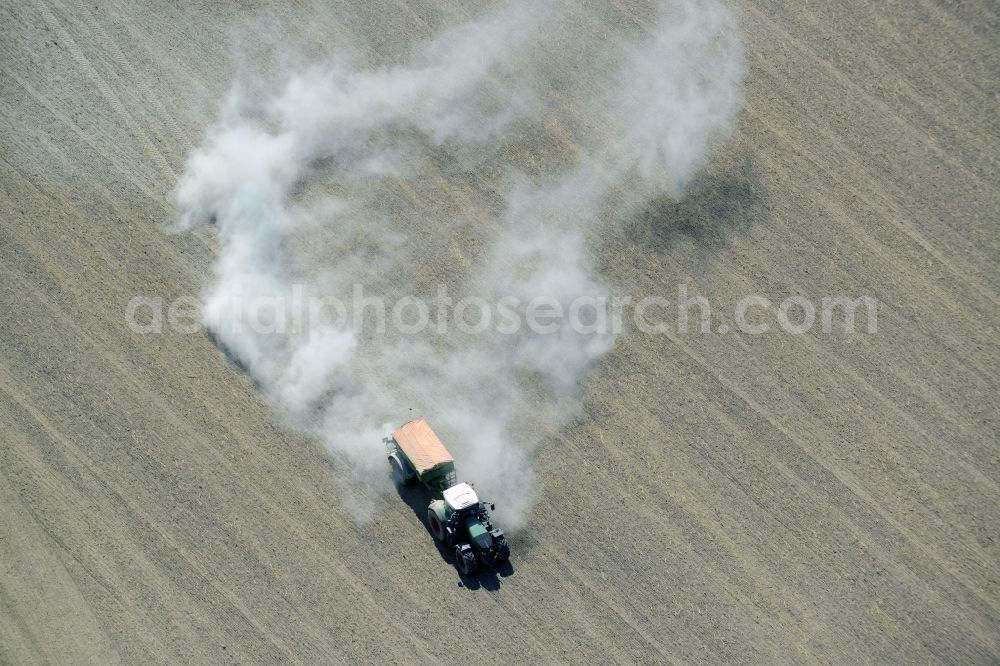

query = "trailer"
(384, 419), (510, 574)
(384, 418), (457, 491)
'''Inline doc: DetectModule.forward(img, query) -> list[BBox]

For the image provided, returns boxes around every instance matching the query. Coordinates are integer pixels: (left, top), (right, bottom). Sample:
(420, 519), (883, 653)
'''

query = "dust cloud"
(173, 0), (744, 527)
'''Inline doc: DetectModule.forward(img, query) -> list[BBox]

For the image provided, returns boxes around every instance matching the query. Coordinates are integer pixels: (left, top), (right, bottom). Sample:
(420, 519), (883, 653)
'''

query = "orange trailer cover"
(392, 419), (454, 476)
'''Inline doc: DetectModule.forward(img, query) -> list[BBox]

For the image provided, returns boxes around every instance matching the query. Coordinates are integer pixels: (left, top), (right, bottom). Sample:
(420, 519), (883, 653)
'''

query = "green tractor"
(384, 419), (510, 575)
(426, 482), (510, 574)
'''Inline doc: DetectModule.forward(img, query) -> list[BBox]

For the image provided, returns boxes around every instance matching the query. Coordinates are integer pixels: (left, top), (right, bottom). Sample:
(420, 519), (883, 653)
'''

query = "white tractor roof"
(443, 483), (479, 511)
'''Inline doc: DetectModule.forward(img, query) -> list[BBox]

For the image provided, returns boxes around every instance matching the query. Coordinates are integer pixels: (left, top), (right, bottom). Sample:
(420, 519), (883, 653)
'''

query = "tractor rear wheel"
(427, 508), (445, 542)
(454, 546), (477, 575)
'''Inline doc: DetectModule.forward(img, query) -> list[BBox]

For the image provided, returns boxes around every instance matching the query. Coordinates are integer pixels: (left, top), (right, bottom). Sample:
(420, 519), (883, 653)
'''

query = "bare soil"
(2, 1), (998, 662)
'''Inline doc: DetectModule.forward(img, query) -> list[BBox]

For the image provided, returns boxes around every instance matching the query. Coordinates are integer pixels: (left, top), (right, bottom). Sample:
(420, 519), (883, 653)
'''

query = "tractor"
(384, 419), (510, 575)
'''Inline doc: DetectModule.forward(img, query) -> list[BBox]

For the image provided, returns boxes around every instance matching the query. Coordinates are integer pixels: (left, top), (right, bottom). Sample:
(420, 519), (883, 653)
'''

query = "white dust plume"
(173, 0), (744, 528)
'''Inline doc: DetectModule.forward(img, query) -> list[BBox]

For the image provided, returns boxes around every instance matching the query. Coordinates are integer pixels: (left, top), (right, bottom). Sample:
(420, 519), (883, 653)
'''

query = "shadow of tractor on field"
(395, 481), (515, 591)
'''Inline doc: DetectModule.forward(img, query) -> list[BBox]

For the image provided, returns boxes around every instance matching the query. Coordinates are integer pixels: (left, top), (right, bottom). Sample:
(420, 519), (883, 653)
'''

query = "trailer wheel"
(454, 546), (477, 575)
(427, 508), (445, 542)
(389, 455), (413, 486)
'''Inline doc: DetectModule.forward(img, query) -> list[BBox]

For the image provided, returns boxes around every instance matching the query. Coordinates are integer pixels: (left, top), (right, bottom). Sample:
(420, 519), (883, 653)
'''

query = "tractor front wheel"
(454, 546), (477, 576)
(494, 533), (510, 563)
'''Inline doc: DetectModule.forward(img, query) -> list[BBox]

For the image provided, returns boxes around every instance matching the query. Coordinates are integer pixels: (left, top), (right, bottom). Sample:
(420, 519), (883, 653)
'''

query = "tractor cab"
(443, 483), (488, 529)
(443, 483), (479, 513)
